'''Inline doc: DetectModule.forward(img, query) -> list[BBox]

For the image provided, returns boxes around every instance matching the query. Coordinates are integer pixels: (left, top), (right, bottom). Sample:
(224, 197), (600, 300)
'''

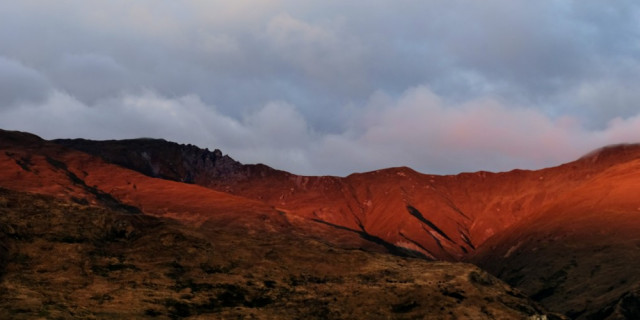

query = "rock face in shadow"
(53, 137), (284, 185)
(3, 129), (640, 318)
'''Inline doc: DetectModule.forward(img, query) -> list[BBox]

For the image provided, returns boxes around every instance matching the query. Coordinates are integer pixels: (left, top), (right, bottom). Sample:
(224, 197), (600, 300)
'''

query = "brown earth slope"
(0, 188), (559, 319)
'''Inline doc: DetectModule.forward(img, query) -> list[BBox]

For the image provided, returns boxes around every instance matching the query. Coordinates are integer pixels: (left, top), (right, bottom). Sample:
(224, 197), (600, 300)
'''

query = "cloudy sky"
(2, 1), (640, 176)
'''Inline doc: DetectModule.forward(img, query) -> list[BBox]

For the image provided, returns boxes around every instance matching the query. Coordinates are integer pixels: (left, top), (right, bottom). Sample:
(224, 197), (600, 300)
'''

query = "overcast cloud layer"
(2, 1), (640, 176)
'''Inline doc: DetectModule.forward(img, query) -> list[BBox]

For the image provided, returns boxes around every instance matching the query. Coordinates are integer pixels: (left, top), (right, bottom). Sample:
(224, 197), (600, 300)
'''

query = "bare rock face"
(54, 138), (252, 184)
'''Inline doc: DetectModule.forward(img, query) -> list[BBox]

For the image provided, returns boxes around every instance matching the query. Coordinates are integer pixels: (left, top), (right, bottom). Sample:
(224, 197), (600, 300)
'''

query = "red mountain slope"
(0, 130), (287, 232)
(0, 130), (392, 253)
(471, 148), (640, 317)
(185, 146), (640, 264)
(51, 135), (640, 262)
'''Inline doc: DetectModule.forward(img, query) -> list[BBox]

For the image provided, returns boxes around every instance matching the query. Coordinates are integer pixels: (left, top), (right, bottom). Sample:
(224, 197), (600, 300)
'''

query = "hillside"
(3, 129), (640, 318)
(0, 188), (557, 319)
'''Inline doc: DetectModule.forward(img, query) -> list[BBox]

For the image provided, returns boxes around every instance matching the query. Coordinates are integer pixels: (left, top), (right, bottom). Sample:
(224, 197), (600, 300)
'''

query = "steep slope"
(471, 148), (640, 319)
(54, 137), (479, 259)
(54, 137), (640, 262)
(2, 130), (422, 255)
(0, 188), (562, 319)
(53, 134), (640, 319)
(0, 130), (286, 232)
(54, 138), (532, 260)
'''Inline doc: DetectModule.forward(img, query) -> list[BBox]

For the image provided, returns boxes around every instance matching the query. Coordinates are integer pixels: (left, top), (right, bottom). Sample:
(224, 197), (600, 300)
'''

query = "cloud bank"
(1, 1), (640, 175)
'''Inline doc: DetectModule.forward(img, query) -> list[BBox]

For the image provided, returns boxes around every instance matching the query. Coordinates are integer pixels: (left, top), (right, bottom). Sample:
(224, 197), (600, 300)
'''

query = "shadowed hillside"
(0, 188), (558, 319)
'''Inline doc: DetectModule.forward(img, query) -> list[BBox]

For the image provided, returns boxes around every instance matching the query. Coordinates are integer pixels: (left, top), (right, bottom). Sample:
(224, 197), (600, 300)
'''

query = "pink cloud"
(312, 86), (638, 174)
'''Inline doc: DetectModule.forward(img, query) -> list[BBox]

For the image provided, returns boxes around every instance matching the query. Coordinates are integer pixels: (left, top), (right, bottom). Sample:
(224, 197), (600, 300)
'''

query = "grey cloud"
(264, 13), (367, 93)
(0, 56), (51, 108)
(2, 86), (637, 177)
(48, 53), (131, 104)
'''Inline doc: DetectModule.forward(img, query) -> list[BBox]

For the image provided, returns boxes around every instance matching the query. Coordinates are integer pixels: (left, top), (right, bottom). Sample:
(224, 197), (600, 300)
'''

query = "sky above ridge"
(2, 1), (640, 176)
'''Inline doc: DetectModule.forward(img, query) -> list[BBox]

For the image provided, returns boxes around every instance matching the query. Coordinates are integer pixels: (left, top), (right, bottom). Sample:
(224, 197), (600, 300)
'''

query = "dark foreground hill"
(0, 188), (557, 319)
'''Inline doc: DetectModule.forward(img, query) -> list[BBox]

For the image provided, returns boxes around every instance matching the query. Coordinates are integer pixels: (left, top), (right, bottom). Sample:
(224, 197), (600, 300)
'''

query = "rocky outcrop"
(53, 138), (286, 186)
(0, 129), (44, 149)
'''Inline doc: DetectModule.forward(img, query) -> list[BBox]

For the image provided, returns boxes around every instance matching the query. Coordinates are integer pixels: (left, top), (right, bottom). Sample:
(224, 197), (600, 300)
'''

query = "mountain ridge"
(48, 132), (640, 261)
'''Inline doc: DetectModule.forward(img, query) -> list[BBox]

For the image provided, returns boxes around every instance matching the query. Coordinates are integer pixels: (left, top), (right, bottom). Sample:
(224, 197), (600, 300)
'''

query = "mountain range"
(2, 128), (640, 319)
